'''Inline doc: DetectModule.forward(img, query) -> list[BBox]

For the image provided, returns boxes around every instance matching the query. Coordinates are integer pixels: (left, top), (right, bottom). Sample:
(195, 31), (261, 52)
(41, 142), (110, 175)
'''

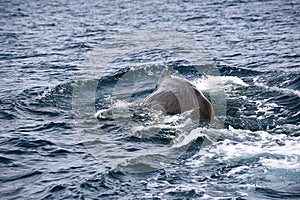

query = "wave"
(2, 63), (298, 199)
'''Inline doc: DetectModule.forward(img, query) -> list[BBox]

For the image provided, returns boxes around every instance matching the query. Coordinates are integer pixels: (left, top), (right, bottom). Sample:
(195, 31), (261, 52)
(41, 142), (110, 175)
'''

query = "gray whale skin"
(140, 69), (214, 123)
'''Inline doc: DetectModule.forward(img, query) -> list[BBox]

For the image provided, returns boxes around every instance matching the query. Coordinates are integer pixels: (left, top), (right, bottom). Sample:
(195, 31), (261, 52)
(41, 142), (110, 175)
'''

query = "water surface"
(0, 0), (299, 199)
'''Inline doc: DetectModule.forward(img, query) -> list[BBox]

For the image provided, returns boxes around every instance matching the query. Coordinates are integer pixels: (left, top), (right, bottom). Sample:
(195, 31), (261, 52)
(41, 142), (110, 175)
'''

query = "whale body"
(141, 69), (214, 123)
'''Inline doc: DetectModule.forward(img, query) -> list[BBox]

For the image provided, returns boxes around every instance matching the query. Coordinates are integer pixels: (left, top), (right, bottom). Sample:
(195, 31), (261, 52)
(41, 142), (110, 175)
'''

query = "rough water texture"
(1, 0), (299, 199)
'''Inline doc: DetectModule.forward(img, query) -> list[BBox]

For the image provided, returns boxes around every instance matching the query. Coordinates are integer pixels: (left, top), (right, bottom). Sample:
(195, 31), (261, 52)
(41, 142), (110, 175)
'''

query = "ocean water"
(1, 0), (299, 199)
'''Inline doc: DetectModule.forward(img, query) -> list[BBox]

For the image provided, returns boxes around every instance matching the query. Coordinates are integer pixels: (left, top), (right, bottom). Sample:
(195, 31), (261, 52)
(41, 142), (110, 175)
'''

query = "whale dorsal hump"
(157, 68), (171, 86)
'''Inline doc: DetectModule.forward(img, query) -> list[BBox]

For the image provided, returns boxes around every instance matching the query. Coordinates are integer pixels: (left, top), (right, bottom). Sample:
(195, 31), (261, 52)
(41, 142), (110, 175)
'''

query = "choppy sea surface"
(1, 0), (299, 199)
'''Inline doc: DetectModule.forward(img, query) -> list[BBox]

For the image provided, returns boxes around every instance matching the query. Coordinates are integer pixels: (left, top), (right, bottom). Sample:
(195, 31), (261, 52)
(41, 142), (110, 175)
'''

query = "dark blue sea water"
(1, 0), (299, 199)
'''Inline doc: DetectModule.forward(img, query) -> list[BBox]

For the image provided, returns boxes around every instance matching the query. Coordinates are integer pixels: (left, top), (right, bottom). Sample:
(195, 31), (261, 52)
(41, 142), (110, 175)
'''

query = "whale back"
(156, 68), (171, 88)
(142, 70), (214, 123)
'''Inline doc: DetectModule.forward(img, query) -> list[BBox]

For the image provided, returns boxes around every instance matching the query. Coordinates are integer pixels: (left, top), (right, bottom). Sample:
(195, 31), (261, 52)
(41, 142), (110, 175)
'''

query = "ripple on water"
(1, 0), (299, 199)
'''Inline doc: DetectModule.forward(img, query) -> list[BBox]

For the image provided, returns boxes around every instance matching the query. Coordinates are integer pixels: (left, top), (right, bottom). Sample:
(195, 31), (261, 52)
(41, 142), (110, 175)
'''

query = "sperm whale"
(141, 69), (214, 123)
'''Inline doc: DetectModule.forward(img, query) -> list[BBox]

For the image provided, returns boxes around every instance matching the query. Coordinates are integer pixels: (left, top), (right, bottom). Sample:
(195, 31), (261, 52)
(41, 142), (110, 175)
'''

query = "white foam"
(254, 79), (300, 97)
(188, 127), (300, 172)
(227, 165), (250, 176)
(37, 87), (53, 100)
(171, 128), (207, 148)
(95, 100), (132, 119)
(260, 156), (300, 170)
(193, 75), (248, 91)
(221, 76), (249, 87)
